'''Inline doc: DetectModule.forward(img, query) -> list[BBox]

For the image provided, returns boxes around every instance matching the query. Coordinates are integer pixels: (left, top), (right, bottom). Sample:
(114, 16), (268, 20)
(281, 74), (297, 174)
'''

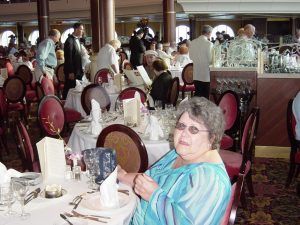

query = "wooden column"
(189, 17), (196, 40)
(163, 0), (176, 47)
(90, 0), (100, 53)
(99, 0), (115, 48)
(37, 0), (50, 42)
(17, 23), (24, 45)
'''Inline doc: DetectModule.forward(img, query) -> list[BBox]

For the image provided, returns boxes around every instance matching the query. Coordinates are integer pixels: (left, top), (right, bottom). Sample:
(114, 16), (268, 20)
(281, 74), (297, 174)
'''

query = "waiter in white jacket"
(189, 25), (213, 99)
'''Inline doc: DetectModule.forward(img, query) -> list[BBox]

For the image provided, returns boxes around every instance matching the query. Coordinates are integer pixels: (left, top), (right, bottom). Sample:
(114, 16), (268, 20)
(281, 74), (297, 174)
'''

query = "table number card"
(36, 137), (66, 182)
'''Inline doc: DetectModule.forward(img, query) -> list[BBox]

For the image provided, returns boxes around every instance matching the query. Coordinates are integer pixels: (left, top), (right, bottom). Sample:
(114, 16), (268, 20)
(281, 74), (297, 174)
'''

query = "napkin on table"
(81, 75), (90, 86)
(75, 79), (83, 92)
(144, 115), (164, 141)
(86, 99), (102, 135)
(99, 167), (119, 208)
(0, 162), (22, 185)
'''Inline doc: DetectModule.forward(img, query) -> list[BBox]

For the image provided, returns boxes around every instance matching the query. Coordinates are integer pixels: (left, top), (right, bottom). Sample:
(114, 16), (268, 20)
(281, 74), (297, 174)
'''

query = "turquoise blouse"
(131, 149), (231, 225)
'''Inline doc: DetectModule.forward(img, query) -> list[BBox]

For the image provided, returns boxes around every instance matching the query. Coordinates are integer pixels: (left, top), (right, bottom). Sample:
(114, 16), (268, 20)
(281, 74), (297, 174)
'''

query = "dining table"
(67, 113), (172, 167)
(0, 176), (138, 225)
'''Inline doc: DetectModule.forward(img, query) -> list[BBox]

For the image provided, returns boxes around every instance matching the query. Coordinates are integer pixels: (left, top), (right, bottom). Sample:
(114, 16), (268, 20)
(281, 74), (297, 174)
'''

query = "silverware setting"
(118, 189), (129, 195)
(63, 211), (109, 223)
(24, 187), (41, 205)
(60, 213), (73, 225)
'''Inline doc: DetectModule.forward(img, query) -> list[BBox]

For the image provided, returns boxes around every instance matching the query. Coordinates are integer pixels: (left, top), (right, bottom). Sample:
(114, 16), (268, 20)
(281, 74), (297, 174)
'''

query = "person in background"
(56, 49), (64, 66)
(293, 28), (300, 43)
(63, 22), (84, 99)
(35, 29), (61, 82)
(118, 97), (231, 225)
(156, 43), (173, 67)
(244, 24), (256, 39)
(149, 58), (172, 106)
(174, 45), (192, 68)
(144, 50), (158, 80)
(129, 29), (146, 69)
(96, 39), (121, 74)
(189, 25), (213, 99)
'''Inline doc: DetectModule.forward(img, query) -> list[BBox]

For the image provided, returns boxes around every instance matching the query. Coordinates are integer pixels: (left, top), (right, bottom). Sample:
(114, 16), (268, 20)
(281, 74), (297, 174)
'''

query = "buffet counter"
(210, 68), (300, 147)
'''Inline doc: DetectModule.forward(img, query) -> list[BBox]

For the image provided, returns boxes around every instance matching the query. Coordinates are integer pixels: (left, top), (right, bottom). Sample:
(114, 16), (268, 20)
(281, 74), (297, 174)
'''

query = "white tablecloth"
(169, 68), (183, 84)
(67, 118), (170, 166)
(0, 178), (137, 225)
(64, 88), (119, 117)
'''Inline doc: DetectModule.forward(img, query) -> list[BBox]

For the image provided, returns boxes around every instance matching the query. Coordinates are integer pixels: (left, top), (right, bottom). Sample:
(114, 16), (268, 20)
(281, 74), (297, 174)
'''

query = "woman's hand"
(134, 174), (158, 201)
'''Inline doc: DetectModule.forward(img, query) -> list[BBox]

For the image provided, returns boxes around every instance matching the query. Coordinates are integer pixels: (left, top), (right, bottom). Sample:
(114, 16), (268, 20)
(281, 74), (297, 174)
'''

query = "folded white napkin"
(148, 95), (154, 108)
(75, 79), (83, 92)
(144, 115), (164, 140)
(99, 167), (119, 208)
(134, 91), (145, 111)
(179, 96), (189, 107)
(86, 99), (102, 135)
(0, 162), (22, 185)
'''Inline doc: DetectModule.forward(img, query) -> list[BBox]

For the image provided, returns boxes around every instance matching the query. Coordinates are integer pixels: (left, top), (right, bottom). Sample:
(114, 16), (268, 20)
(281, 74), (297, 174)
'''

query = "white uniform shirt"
(96, 43), (119, 73)
(292, 91), (300, 140)
(189, 35), (213, 82)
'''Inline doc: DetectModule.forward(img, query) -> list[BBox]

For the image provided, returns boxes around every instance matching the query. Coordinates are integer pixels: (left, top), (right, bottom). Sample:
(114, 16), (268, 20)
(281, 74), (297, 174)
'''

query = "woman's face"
(174, 112), (211, 163)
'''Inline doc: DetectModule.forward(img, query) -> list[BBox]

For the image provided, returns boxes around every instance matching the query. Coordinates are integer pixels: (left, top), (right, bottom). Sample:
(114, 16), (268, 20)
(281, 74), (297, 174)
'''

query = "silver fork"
(64, 212), (108, 223)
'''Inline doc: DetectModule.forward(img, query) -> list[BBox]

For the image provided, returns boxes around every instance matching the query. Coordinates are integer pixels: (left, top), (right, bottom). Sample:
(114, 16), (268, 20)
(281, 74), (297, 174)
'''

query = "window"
(28, 30), (39, 46)
(176, 25), (190, 43)
(61, 28), (74, 43)
(0, 30), (16, 47)
(211, 25), (235, 40)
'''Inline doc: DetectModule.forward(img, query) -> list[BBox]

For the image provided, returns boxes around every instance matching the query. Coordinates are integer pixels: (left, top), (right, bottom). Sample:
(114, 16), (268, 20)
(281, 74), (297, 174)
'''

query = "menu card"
(123, 97), (141, 126)
(0, 68), (8, 79)
(123, 69), (144, 85)
(36, 137), (66, 182)
(136, 65), (152, 86)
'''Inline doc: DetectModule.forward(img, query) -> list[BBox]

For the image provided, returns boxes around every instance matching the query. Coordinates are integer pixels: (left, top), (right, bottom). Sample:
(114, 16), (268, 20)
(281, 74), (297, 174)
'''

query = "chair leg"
(182, 90), (185, 100)
(240, 186), (247, 209)
(286, 163), (296, 188)
(246, 170), (255, 197)
(1, 134), (9, 155)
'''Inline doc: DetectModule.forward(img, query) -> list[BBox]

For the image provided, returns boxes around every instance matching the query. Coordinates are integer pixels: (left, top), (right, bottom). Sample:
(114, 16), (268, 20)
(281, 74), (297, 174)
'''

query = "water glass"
(65, 165), (73, 180)
(0, 184), (16, 216)
(73, 166), (82, 181)
(12, 180), (30, 220)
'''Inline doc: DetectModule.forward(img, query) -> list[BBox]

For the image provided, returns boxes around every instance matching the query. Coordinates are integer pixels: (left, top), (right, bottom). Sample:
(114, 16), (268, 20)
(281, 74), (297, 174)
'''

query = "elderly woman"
(118, 97), (231, 225)
(149, 58), (172, 106)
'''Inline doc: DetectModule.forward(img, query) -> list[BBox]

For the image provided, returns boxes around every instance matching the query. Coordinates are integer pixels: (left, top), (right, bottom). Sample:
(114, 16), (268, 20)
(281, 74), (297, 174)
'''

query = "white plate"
(80, 192), (129, 211)
(53, 218), (87, 225)
(142, 135), (167, 142)
(20, 172), (42, 186)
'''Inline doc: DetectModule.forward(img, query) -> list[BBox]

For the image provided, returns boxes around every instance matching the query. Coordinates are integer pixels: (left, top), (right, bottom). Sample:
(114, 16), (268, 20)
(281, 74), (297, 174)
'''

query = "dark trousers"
(194, 80), (210, 99)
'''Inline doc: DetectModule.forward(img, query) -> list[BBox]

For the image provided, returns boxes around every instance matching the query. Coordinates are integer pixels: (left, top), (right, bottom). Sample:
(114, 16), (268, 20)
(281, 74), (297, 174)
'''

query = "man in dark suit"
(129, 28), (146, 69)
(63, 23), (84, 99)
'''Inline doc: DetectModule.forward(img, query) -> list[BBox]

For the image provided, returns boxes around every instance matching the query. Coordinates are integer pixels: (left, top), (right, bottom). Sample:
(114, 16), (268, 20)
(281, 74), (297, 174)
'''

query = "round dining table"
(0, 177), (138, 225)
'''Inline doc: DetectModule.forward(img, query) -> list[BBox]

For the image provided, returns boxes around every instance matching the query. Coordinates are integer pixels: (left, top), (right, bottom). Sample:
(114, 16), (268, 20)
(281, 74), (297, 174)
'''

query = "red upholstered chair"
(38, 95), (65, 137)
(55, 63), (65, 99)
(81, 84), (111, 115)
(166, 77), (180, 107)
(220, 107), (260, 206)
(16, 64), (38, 114)
(218, 90), (240, 150)
(286, 98), (300, 188)
(40, 77), (55, 96)
(94, 68), (112, 85)
(15, 119), (40, 172)
(178, 63), (195, 99)
(115, 87), (147, 110)
(3, 76), (27, 124)
(220, 172), (245, 225)
(96, 124), (148, 173)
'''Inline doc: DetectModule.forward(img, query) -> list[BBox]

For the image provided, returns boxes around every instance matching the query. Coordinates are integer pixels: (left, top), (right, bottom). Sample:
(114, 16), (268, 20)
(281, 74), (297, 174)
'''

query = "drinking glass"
(12, 180), (30, 220)
(83, 150), (93, 184)
(154, 100), (163, 111)
(0, 184), (16, 216)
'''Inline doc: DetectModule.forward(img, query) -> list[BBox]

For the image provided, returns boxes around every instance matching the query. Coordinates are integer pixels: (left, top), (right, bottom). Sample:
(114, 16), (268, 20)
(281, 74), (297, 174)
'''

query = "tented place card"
(113, 73), (122, 92)
(36, 137), (66, 182)
(123, 97), (141, 126)
(136, 65), (152, 86)
(0, 68), (8, 79)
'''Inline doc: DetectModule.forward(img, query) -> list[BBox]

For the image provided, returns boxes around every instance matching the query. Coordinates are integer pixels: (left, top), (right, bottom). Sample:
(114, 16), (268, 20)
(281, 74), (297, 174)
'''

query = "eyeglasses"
(175, 122), (209, 135)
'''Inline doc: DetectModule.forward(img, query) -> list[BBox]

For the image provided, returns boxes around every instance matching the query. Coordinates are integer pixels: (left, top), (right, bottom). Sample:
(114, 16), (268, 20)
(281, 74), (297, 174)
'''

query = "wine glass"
(83, 150), (94, 185)
(154, 100), (163, 111)
(0, 184), (16, 216)
(12, 180), (30, 220)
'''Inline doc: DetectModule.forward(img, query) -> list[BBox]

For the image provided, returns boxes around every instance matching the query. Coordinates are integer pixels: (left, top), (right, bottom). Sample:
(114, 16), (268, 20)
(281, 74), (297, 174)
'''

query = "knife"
(60, 214), (73, 225)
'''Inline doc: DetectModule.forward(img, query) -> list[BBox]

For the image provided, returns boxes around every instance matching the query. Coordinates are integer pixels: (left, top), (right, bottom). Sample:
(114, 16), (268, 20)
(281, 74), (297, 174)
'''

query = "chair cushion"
(220, 134), (234, 150)
(64, 107), (82, 123)
(179, 84), (195, 91)
(219, 150), (242, 179)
